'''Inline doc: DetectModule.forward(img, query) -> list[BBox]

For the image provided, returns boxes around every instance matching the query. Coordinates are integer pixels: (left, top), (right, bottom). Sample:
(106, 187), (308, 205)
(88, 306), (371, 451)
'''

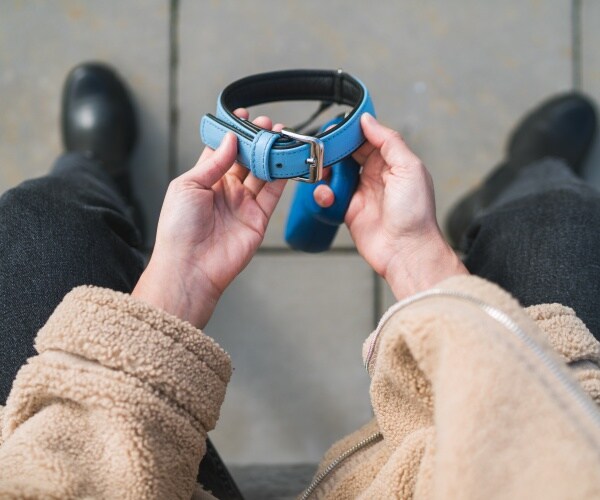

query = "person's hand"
(132, 111), (287, 328)
(315, 113), (467, 300)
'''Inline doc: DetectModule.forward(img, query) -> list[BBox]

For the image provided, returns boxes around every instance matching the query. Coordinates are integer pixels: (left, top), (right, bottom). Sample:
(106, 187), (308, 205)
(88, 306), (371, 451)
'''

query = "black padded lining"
(221, 70), (363, 109)
(216, 70), (367, 148)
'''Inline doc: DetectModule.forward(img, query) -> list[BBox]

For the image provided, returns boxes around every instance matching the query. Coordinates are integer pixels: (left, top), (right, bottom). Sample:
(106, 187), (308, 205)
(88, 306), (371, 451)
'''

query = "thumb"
(360, 113), (419, 165)
(313, 184), (335, 208)
(184, 132), (238, 188)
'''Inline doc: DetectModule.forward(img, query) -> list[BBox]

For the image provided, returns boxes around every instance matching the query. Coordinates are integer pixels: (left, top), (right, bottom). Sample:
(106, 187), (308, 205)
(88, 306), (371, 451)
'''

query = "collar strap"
(200, 69), (375, 182)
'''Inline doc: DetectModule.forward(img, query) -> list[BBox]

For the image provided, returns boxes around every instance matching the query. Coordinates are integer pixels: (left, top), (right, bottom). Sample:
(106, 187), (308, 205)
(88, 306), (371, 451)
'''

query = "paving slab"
(178, 0), (572, 248)
(230, 464), (316, 500)
(0, 0), (170, 243)
(205, 253), (374, 464)
(581, 0), (600, 188)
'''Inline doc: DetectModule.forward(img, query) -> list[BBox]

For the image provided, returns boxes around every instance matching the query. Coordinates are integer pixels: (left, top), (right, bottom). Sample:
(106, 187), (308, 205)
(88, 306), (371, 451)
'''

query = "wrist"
(384, 231), (469, 301)
(131, 260), (221, 329)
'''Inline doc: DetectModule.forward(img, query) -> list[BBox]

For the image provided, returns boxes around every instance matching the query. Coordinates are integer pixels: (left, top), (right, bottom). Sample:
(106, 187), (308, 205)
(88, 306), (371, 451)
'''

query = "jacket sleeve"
(364, 275), (600, 499)
(0, 286), (232, 499)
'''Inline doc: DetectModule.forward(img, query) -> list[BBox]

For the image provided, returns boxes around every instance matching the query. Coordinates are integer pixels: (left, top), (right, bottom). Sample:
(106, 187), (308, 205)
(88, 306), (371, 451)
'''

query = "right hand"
(315, 113), (467, 299)
(133, 111), (287, 328)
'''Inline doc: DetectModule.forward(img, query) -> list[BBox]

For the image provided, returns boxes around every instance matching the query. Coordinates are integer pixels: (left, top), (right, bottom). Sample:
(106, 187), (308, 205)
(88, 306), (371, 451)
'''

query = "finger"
(313, 184), (335, 208)
(243, 173), (266, 196)
(198, 144), (216, 163)
(234, 108), (249, 120)
(228, 162), (249, 182)
(352, 141), (377, 165)
(360, 113), (420, 164)
(351, 114), (378, 164)
(252, 115), (272, 130)
(243, 122), (285, 196)
(256, 179), (287, 217)
(196, 109), (252, 164)
(183, 132), (238, 188)
(244, 122), (287, 193)
(197, 108), (250, 166)
(230, 115), (276, 183)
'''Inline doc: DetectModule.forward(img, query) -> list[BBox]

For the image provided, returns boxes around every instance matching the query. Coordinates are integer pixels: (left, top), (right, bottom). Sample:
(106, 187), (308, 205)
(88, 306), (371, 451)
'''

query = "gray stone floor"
(1, 0), (600, 479)
(230, 464), (316, 500)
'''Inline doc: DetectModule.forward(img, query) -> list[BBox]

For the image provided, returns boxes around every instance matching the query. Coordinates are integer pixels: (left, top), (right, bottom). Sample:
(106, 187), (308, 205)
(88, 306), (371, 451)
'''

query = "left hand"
(133, 112), (287, 328)
(313, 113), (467, 299)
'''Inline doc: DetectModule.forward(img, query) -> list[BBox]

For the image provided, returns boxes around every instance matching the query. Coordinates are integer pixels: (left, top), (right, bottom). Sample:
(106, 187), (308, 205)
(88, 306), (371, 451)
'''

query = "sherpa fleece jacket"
(1, 276), (600, 499)
(0, 286), (230, 499)
(305, 275), (600, 499)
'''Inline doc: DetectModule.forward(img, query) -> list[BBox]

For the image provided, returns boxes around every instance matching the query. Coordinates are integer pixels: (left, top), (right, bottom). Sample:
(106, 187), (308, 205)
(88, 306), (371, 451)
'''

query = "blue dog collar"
(200, 69), (375, 182)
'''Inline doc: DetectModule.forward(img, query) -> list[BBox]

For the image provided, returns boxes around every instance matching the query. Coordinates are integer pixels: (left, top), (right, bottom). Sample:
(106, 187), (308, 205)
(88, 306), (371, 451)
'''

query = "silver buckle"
(280, 128), (324, 183)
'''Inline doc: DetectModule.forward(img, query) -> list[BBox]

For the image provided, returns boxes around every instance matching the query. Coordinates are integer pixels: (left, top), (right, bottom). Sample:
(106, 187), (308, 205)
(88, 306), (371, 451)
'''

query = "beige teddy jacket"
(1, 275), (600, 499)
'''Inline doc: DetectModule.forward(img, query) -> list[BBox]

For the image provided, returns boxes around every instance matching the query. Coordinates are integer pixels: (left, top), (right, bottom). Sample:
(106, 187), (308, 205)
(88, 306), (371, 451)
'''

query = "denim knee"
(463, 186), (600, 338)
(0, 174), (144, 291)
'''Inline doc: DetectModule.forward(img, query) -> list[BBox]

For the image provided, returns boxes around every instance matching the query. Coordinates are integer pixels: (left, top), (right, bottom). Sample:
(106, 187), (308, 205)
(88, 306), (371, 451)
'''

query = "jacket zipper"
(367, 288), (600, 432)
(302, 288), (600, 499)
(299, 431), (383, 500)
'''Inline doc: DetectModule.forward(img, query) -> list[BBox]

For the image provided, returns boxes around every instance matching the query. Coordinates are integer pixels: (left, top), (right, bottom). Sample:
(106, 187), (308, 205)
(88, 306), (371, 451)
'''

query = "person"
(0, 62), (600, 499)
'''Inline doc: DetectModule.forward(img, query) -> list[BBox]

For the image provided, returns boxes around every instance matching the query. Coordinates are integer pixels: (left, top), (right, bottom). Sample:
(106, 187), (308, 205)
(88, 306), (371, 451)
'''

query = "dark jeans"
(1, 152), (600, 496)
(0, 152), (146, 402)
(2, 154), (600, 390)
(462, 157), (600, 340)
(0, 152), (243, 500)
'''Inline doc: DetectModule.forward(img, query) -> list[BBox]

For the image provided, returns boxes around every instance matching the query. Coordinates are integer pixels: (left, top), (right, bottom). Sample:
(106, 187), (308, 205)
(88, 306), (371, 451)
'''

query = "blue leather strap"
(250, 130), (279, 181)
(200, 70), (375, 182)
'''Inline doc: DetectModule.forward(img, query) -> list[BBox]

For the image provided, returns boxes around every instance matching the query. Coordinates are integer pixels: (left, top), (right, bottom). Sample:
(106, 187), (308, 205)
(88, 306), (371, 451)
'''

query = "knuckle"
(415, 160), (427, 172)
(261, 183), (279, 197)
(402, 159), (424, 172)
(253, 115), (271, 126)
(407, 154), (425, 169)
(390, 130), (405, 142)
(168, 178), (184, 193)
(385, 130), (405, 145)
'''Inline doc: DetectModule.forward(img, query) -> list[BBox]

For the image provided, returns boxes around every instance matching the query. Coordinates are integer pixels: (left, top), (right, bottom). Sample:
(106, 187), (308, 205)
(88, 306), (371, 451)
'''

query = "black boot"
(61, 62), (137, 194)
(445, 92), (597, 248)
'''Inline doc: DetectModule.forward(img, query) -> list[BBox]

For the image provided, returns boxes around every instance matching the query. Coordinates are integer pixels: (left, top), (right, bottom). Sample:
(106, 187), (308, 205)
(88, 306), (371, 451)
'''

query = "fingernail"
(221, 132), (236, 147)
(362, 112), (376, 124)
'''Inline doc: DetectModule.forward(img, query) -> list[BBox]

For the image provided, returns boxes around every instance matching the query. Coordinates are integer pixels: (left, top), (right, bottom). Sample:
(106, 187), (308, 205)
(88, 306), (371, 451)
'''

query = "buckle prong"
(280, 128), (324, 183)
